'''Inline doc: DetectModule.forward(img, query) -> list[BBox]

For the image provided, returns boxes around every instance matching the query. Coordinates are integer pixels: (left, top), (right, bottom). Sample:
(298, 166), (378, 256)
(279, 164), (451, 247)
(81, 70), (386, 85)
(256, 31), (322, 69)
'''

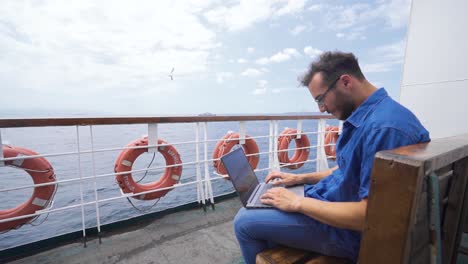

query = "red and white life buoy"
(212, 132), (259, 175)
(324, 126), (339, 158)
(114, 137), (182, 200)
(277, 128), (310, 169)
(0, 145), (56, 231)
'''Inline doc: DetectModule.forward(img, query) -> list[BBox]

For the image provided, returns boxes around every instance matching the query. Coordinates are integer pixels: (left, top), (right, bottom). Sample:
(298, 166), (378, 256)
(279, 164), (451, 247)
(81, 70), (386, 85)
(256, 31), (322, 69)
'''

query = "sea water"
(0, 119), (333, 249)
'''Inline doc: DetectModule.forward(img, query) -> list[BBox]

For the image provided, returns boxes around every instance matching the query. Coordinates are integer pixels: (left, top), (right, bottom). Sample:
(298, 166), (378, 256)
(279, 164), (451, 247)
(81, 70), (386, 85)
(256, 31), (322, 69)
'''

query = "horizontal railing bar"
(256, 158), (320, 172)
(0, 173), (249, 224)
(0, 114), (334, 128)
(0, 143), (337, 193)
(0, 151), (336, 223)
(0, 141), (331, 192)
(0, 131), (334, 162)
(0, 137), (335, 163)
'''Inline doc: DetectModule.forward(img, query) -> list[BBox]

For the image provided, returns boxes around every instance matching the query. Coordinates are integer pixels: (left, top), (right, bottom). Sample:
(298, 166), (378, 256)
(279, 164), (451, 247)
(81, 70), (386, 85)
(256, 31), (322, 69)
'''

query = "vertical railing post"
(268, 120), (274, 172)
(89, 126), (102, 243)
(239, 121), (246, 145)
(316, 119), (329, 171)
(0, 129), (4, 167)
(195, 123), (206, 208)
(296, 120), (303, 139)
(203, 122), (215, 209)
(273, 120), (280, 170)
(75, 126), (87, 247)
(148, 123), (158, 153)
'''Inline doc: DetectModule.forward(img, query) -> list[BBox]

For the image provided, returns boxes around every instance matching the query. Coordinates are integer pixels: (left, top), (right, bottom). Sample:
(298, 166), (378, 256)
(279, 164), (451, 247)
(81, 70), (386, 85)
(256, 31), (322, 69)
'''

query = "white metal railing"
(0, 118), (340, 245)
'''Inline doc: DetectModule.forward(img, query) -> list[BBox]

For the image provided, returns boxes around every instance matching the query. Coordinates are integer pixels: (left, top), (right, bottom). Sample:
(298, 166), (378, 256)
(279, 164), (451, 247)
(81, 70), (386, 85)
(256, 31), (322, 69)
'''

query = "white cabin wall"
(400, 0), (468, 139)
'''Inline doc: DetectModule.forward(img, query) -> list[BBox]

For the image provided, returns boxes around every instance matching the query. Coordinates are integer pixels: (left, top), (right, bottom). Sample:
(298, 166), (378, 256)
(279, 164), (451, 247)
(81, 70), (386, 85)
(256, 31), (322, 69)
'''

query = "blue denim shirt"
(305, 88), (430, 259)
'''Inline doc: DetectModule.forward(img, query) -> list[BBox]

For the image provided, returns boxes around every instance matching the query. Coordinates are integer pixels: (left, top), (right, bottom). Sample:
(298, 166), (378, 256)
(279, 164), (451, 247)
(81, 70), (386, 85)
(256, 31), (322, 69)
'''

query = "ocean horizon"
(0, 119), (337, 249)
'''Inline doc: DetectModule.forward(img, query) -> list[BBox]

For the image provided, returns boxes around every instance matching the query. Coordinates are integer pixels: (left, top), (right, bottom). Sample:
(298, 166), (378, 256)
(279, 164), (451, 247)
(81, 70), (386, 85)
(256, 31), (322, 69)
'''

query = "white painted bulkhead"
(400, 0), (468, 139)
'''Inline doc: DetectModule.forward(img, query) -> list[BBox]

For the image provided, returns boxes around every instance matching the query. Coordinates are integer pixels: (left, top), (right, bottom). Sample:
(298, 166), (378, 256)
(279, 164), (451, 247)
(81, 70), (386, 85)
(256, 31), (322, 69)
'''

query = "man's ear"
(341, 74), (352, 89)
(341, 74), (351, 86)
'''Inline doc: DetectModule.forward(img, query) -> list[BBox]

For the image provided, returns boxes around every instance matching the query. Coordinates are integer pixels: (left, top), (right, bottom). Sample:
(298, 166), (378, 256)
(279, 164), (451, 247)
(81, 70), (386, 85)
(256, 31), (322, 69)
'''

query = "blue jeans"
(233, 207), (357, 264)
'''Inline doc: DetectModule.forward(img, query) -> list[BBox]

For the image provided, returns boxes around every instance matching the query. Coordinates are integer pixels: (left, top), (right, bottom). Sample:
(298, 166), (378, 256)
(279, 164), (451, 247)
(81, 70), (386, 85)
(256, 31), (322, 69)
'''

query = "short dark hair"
(299, 51), (365, 87)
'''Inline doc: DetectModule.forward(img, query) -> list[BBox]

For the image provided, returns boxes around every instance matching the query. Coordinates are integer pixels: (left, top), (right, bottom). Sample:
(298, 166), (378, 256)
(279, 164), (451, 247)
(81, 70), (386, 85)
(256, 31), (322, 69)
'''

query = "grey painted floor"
(11, 198), (245, 264)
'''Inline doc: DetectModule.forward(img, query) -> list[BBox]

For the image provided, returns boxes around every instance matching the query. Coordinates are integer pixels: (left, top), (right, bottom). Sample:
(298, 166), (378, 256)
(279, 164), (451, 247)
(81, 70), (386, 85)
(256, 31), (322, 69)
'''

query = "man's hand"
(264, 171), (302, 186)
(260, 187), (303, 212)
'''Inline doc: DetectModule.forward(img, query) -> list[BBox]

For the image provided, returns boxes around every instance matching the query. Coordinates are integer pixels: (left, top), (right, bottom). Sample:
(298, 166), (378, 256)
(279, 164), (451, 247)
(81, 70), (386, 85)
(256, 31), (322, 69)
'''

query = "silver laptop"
(220, 147), (304, 208)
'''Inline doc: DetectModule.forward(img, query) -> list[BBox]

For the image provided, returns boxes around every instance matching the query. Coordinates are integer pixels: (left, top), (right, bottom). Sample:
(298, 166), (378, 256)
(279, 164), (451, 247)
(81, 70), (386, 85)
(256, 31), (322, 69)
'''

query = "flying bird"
(168, 68), (174, 80)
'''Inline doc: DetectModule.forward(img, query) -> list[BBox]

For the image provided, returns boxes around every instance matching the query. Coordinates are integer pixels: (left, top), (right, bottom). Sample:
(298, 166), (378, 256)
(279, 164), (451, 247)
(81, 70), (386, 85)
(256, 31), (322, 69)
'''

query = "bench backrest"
(359, 134), (468, 264)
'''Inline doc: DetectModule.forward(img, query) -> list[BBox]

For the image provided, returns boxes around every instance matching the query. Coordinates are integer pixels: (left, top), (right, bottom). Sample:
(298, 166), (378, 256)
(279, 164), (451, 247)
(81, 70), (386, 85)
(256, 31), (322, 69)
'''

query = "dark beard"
(340, 102), (355, 120)
(334, 89), (356, 120)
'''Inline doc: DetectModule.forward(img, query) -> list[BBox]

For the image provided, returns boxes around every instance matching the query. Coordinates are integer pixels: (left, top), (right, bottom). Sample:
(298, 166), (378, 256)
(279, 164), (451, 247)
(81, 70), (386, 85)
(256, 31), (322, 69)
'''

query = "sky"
(0, 0), (411, 117)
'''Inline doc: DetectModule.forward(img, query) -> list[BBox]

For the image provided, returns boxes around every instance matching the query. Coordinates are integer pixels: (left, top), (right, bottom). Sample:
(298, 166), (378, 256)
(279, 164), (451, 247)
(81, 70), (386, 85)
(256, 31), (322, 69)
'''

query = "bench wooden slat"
(442, 157), (468, 264)
(256, 247), (351, 264)
(359, 157), (424, 264)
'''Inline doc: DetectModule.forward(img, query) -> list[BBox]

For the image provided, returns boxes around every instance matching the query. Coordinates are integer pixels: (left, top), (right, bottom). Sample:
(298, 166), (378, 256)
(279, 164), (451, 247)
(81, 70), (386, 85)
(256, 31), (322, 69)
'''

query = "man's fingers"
(265, 170), (283, 183)
(271, 179), (283, 185)
(261, 192), (273, 199)
(265, 174), (281, 183)
(260, 197), (273, 205)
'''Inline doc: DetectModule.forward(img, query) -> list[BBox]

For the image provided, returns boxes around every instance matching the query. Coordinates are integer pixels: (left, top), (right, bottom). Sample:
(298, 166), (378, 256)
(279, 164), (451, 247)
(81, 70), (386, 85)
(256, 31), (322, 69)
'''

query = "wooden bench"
(257, 134), (468, 264)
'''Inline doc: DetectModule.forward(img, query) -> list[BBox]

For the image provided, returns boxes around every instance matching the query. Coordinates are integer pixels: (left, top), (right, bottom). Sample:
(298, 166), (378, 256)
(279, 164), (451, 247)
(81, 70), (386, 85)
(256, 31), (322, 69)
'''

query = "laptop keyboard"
(251, 183), (286, 207)
(248, 182), (303, 207)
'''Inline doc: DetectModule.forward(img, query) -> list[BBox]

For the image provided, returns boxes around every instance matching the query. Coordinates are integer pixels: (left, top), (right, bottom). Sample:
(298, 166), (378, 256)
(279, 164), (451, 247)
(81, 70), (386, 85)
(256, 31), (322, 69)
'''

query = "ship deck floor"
(10, 197), (245, 264)
(7, 196), (468, 264)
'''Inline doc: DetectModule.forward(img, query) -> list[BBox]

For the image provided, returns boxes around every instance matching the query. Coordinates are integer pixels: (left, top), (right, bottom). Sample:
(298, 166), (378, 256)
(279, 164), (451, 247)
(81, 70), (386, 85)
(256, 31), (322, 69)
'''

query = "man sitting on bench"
(233, 51), (430, 264)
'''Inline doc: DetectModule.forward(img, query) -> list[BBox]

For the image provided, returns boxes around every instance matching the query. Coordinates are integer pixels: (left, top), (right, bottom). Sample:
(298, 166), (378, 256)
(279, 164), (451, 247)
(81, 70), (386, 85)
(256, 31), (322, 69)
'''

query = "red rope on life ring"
(114, 137), (182, 200)
(212, 132), (259, 175)
(277, 128), (310, 169)
(0, 145), (56, 231)
(324, 126), (339, 158)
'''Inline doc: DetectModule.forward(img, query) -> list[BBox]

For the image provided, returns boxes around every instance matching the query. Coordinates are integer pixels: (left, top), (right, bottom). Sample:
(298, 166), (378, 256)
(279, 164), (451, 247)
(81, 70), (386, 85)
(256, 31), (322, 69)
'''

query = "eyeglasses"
(314, 75), (341, 107)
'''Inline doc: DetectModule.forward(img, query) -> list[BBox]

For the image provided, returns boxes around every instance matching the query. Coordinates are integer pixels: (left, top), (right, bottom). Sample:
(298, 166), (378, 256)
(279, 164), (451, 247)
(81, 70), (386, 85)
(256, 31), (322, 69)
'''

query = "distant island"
(198, 112), (216, 116)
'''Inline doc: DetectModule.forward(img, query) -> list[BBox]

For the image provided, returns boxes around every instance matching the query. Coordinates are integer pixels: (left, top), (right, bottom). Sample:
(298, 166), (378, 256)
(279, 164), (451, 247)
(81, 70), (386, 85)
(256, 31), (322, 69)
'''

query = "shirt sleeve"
(358, 127), (415, 199)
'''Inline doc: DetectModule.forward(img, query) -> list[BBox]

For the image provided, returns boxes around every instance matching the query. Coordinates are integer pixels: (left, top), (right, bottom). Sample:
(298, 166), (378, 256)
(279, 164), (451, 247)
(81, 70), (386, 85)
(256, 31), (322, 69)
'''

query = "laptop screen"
(220, 147), (259, 206)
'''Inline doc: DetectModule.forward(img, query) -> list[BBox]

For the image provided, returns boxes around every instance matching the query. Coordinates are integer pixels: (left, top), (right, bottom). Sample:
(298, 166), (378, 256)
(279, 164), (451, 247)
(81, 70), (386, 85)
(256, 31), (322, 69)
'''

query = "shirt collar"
(345, 88), (388, 128)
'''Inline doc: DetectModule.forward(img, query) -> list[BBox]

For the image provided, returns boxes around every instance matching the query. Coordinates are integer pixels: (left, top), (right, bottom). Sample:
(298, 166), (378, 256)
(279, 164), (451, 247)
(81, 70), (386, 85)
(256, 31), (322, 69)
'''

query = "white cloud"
(253, 87), (267, 95)
(308, 4), (324, 12)
(304, 46), (322, 58)
(0, 0), (219, 113)
(379, 0), (412, 29)
(241, 68), (264, 77)
(290, 25), (306, 35)
(204, 0), (309, 31)
(373, 40), (406, 61)
(237, 58), (248, 63)
(275, 0), (306, 16)
(317, 0), (411, 33)
(362, 40), (406, 73)
(255, 58), (270, 65)
(247, 47), (255, 54)
(334, 30), (366, 40)
(217, 72), (234, 83)
(324, 4), (377, 31)
(362, 63), (393, 73)
(255, 48), (300, 65)
(252, 79), (268, 95)
(272, 87), (296, 93)
(258, 80), (268, 87)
